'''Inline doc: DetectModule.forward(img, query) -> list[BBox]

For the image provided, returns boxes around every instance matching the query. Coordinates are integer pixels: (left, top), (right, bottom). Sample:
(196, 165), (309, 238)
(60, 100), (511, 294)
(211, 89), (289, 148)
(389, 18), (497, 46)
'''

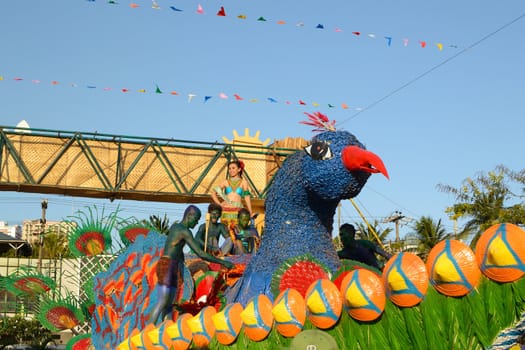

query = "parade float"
(2, 114), (524, 349)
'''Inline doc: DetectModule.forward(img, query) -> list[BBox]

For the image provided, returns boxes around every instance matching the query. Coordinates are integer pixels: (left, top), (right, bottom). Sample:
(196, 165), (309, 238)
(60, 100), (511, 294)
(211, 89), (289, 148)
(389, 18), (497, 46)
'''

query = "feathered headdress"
(300, 112), (337, 132)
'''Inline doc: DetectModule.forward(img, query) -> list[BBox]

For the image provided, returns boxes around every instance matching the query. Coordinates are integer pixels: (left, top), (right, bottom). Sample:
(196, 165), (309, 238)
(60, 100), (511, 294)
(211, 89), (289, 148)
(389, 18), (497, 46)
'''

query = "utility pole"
(37, 199), (48, 272)
(383, 210), (406, 242)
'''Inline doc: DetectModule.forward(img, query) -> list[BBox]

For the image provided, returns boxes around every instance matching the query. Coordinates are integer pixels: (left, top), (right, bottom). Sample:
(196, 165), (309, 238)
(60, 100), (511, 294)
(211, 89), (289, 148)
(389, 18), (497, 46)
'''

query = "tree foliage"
(144, 214), (171, 234)
(437, 165), (525, 246)
(0, 315), (53, 348)
(354, 220), (393, 244)
(33, 232), (73, 259)
(412, 216), (451, 259)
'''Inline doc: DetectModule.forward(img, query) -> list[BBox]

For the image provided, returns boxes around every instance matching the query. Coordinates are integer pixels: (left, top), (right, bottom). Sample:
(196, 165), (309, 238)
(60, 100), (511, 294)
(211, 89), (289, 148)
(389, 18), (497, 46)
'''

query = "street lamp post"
(37, 199), (48, 273)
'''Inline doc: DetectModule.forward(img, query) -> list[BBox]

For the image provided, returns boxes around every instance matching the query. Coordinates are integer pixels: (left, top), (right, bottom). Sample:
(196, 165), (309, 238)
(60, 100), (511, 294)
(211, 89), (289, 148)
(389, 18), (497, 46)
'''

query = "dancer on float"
(149, 205), (234, 325)
(337, 223), (392, 270)
(231, 208), (260, 254)
(195, 203), (231, 256)
(211, 160), (253, 242)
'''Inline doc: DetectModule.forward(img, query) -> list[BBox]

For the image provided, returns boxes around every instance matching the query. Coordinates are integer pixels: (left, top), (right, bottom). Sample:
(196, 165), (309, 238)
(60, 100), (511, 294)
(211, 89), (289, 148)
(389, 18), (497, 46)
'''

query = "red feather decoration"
(300, 111), (337, 132)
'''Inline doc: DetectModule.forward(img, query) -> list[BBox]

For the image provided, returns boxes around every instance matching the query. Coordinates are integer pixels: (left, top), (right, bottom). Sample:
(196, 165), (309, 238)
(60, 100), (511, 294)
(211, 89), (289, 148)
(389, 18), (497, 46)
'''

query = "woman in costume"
(211, 160), (253, 245)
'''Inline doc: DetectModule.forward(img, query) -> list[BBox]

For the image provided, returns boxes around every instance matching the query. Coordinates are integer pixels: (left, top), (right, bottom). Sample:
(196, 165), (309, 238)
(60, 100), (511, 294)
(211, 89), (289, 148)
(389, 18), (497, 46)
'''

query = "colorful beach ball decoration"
(145, 325), (163, 350)
(426, 239), (481, 297)
(118, 328), (140, 350)
(130, 323), (156, 350)
(341, 269), (386, 322)
(305, 279), (343, 329)
(475, 223), (525, 283)
(240, 294), (274, 341)
(212, 302), (244, 345)
(272, 288), (307, 337)
(187, 306), (217, 348)
(332, 260), (381, 291)
(165, 313), (193, 350)
(383, 252), (429, 307)
(155, 320), (174, 350)
(147, 320), (174, 349)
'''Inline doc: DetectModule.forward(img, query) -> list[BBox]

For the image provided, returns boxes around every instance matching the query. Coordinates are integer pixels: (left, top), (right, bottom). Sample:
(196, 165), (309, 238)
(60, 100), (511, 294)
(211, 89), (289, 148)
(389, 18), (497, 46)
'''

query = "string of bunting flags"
(0, 74), (363, 111)
(84, 0), (459, 51)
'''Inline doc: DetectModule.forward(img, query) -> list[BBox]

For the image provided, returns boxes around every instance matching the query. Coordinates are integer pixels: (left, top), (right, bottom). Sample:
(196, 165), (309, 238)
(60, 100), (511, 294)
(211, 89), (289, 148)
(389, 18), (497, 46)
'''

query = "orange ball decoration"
(130, 324), (156, 350)
(426, 239), (481, 297)
(475, 223), (525, 283)
(164, 313), (192, 350)
(212, 302), (244, 345)
(340, 269), (385, 322)
(305, 279), (343, 329)
(383, 252), (429, 307)
(272, 288), (307, 337)
(240, 294), (274, 342)
(187, 307), (216, 348)
(118, 328), (140, 350)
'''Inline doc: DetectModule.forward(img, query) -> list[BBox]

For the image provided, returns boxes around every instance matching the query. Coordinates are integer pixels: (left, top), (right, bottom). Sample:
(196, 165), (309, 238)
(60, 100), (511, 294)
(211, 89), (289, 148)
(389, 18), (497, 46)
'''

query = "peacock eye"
(304, 141), (333, 160)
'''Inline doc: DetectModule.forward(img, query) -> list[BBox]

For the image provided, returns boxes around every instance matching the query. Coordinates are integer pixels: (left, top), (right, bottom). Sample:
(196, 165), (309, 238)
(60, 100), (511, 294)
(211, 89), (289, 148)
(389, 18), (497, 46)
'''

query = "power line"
(338, 12), (525, 126)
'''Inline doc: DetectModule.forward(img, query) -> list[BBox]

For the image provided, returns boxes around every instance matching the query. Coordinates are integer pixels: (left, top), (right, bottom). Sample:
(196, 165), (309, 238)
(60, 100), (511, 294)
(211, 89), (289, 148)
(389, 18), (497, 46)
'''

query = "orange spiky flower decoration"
(300, 112), (337, 132)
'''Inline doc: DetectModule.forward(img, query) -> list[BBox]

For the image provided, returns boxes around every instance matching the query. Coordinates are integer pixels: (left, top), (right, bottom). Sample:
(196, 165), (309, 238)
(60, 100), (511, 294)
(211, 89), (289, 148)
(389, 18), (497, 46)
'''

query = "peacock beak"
(341, 145), (389, 179)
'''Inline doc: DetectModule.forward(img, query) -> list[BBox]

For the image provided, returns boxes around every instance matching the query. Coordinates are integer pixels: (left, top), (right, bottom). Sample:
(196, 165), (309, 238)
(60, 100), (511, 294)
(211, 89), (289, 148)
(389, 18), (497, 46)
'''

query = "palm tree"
(354, 220), (392, 245)
(42, 232), (72, 258)
(437, 165), (525, 246)
(31, 228), (73, 259)
(412, 216), (451, 260)
(145, 214), (171, 234)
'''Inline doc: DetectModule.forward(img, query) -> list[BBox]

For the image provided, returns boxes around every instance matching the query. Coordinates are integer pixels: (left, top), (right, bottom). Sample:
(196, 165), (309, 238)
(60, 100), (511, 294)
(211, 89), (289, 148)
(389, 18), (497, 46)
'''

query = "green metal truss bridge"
(0, 125), (304, 210)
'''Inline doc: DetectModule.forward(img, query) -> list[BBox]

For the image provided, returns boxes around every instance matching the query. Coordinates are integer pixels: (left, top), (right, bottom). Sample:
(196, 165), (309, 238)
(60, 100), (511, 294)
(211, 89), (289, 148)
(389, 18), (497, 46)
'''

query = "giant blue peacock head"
(301, 127), (389, 202)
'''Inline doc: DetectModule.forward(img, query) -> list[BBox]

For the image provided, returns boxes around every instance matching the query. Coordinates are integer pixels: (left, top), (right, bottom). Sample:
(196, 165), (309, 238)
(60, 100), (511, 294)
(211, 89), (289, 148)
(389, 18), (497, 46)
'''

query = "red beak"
(341, 145), (389, 179)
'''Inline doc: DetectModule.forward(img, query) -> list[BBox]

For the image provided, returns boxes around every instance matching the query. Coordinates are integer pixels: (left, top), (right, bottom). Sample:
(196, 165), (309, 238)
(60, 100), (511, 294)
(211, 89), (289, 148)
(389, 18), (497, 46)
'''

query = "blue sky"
(1, 0), (524, 240)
